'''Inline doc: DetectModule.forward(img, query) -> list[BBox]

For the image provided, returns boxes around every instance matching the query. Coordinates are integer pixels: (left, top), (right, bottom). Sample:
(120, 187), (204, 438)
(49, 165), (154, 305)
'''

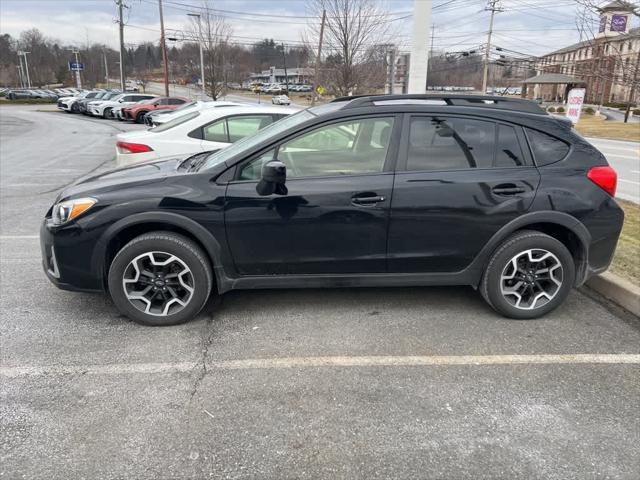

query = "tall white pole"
(187, 13), (206, 99)
(408, 0), (431, 94)
(198, 18), (205, 98)
(22, 52), (31, 88)
(74, 50), (82, 89)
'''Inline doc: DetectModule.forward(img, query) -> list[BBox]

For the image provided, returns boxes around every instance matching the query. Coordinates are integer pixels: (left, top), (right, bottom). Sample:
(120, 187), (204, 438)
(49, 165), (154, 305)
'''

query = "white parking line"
(0, 235), (39, 239)
(2, 354), (639, 378)
(619, 179), (640, 185)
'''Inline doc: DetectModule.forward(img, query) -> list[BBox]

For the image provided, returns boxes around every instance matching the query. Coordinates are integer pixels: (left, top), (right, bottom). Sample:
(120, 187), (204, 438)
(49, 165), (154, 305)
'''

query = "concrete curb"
(585, 272), (640, 317)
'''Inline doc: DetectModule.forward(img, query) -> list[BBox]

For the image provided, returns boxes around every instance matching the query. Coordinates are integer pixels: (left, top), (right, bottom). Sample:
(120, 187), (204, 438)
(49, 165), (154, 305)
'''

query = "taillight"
(116, 141), (153, 154)
(587, 166), (617, 197)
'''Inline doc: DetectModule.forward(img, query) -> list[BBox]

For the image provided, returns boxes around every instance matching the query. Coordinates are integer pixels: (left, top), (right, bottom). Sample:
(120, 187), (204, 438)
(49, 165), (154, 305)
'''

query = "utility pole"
(158, 0), (169, 96)
(281, 43), (289, 95)
(103, 50), (109, 88)
(187, 13), (206, 99)
(117, 0), (126, 91)
(482, 0), (501, 95)
(408, 0), (432, 93)
(387, 47), (396, 94)
(19, 51), (31, 88)
(430, 25), (435, 60)
(311, 9), (326, 106)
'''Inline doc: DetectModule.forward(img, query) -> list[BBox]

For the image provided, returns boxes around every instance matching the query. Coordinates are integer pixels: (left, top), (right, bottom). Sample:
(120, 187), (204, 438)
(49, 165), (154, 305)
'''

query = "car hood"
(59, 157), (186, 200)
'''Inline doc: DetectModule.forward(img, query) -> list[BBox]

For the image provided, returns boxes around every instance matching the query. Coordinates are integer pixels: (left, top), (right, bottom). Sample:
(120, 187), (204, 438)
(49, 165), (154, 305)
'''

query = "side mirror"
(256, 161), (287, 196)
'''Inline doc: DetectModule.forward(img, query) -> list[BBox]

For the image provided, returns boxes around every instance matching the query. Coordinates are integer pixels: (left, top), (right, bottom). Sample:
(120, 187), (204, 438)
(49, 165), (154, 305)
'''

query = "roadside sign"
(68, 62), (84, 71)
(316, 86), (326, 95)
(566, 88), (586, 124)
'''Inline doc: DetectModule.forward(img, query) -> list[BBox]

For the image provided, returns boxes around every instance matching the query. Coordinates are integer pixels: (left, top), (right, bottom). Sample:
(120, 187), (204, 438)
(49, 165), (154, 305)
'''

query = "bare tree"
(573, 0), (639, 121)
(189, 4), (232, 100)
(305, 0), (392, 96)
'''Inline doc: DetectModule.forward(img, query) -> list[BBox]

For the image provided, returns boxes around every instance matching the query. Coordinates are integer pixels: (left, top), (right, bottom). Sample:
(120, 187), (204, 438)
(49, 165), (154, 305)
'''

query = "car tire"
(480, 230), (575, 320)
(71, 103), (79, 113)
(135, 112), (146, 123)
(107, 232), (213, 326)
(103, 108), (112, 119)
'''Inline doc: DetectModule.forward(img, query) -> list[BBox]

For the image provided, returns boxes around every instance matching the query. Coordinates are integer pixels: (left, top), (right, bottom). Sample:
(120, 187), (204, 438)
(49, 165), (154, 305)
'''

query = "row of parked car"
(251, 83), (313, 94)
(2, 87), (84, 101)
(56, 89), (192, 123)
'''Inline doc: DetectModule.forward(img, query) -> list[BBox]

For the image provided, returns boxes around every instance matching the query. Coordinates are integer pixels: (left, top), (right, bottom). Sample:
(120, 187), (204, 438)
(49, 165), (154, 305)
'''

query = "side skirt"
(217, 269), (482, 294)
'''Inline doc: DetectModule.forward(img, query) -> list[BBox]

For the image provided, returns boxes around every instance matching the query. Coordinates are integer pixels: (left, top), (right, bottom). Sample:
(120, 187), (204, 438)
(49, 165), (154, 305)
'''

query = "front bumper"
(57, 101), (72, 111)
(40, 219), (104, 293)
(88, 106), (101, 116)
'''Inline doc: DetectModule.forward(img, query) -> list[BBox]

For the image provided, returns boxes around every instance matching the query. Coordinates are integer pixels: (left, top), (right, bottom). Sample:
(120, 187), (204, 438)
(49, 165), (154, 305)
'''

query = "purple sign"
(611, 14), (628, 32)
(599, 16), (606, 33)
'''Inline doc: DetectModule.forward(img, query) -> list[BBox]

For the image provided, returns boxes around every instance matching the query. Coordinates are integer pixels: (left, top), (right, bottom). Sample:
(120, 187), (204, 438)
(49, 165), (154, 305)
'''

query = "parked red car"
(123, 96), (189, 123)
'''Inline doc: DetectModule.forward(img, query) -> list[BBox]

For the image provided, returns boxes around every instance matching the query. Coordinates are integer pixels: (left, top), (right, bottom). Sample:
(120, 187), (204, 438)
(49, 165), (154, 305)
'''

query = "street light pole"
(103, 50), (109, 88)
(69, 49), (82, 89)
(187, 13), (206, 99)
(20, 51), (31, 88)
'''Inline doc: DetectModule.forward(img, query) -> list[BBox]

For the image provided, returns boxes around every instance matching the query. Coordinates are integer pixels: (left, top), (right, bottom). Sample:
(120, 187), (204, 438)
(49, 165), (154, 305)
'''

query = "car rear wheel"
(480, 230), (575, 319)
(108, 232), (213, 326)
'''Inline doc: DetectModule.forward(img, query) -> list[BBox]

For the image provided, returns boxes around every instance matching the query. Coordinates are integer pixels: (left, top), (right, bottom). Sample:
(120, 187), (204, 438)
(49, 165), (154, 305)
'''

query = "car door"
(387, 114), (540, 273)
(224, 115), (400, 275)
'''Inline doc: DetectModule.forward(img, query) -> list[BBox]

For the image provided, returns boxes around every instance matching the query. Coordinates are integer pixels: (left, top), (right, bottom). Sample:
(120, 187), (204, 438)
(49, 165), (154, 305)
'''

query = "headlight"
(52, 197), (97, 225)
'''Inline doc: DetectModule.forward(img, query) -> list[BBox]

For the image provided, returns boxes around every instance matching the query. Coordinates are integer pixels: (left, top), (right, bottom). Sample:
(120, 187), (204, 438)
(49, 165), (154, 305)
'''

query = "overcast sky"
(1, 0), (638, 57)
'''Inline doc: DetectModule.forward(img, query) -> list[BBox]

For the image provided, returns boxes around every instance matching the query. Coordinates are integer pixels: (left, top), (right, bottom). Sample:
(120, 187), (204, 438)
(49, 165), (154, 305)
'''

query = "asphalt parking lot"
(1, 105), (639, 479)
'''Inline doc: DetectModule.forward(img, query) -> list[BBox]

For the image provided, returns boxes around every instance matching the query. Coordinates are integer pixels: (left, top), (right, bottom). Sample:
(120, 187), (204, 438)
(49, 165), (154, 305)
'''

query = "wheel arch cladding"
(94, 212), (224, 292)
(473, 211), (591, 287)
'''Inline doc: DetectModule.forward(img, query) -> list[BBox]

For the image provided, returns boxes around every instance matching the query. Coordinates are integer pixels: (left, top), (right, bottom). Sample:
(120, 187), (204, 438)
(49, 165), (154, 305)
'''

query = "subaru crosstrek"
(41, 95), (623, 326)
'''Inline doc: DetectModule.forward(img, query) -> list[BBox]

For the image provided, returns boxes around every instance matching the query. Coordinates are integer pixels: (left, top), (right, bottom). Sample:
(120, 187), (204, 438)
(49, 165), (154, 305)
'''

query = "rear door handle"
(491, 184), (526, 196)
(352, 195), (385, 206)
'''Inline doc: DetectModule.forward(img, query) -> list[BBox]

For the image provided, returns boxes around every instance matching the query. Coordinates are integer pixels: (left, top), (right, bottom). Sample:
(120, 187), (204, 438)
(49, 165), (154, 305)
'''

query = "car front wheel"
(108, 232), (213, 326)
(480, 230), (575, 319)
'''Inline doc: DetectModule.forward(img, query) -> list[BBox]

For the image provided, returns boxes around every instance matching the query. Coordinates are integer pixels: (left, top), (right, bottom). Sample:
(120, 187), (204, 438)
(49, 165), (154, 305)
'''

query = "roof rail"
(331, 94), (547, 115)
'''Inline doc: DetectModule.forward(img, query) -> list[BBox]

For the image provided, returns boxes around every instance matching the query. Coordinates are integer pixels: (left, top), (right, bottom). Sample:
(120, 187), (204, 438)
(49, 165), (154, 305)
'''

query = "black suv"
(41, 95), (623, 326)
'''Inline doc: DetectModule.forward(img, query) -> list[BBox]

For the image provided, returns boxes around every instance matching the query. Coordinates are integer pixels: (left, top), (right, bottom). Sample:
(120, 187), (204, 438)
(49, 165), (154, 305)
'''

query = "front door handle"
(352, 195), (385, 206)
(492, 184), (526, 196)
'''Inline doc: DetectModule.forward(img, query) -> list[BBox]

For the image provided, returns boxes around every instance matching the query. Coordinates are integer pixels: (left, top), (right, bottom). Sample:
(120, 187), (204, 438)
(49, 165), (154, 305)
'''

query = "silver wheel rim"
(122, 251), (194, 316)
(500, 248), (563, 310)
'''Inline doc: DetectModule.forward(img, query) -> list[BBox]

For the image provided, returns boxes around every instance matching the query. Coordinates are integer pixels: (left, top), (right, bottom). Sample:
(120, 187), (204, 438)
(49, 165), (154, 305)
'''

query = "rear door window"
(406, 116), (495, 171)
(525, 128), (570, 166)
(227, 116), (274, 142)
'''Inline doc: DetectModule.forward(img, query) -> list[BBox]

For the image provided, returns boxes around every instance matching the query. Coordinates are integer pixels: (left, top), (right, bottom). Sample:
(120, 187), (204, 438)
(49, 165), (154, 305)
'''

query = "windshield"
(199, 109), (315, 171)
(150, 111), (201, 132)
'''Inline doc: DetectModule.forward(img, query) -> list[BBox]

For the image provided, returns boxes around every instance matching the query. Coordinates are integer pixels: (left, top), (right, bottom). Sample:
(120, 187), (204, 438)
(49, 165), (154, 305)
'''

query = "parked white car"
(87, 93), (157, 118)
(271, 94), (291, 105)
(115, 105), (296, 167)
(57, 90), (104, 112)
(148, 100), (245, 126)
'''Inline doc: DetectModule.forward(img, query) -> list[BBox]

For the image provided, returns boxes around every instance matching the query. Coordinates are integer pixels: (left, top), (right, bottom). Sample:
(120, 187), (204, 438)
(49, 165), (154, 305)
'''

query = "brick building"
(531, 1), (639, 103)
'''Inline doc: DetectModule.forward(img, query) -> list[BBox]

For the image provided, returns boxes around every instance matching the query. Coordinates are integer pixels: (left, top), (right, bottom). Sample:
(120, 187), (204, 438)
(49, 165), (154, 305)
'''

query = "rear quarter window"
(525, 128), (570, 166)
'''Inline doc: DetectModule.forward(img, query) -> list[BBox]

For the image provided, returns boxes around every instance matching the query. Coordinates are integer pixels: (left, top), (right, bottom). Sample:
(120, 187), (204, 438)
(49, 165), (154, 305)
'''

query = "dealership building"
(528, 1), (639, 103)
